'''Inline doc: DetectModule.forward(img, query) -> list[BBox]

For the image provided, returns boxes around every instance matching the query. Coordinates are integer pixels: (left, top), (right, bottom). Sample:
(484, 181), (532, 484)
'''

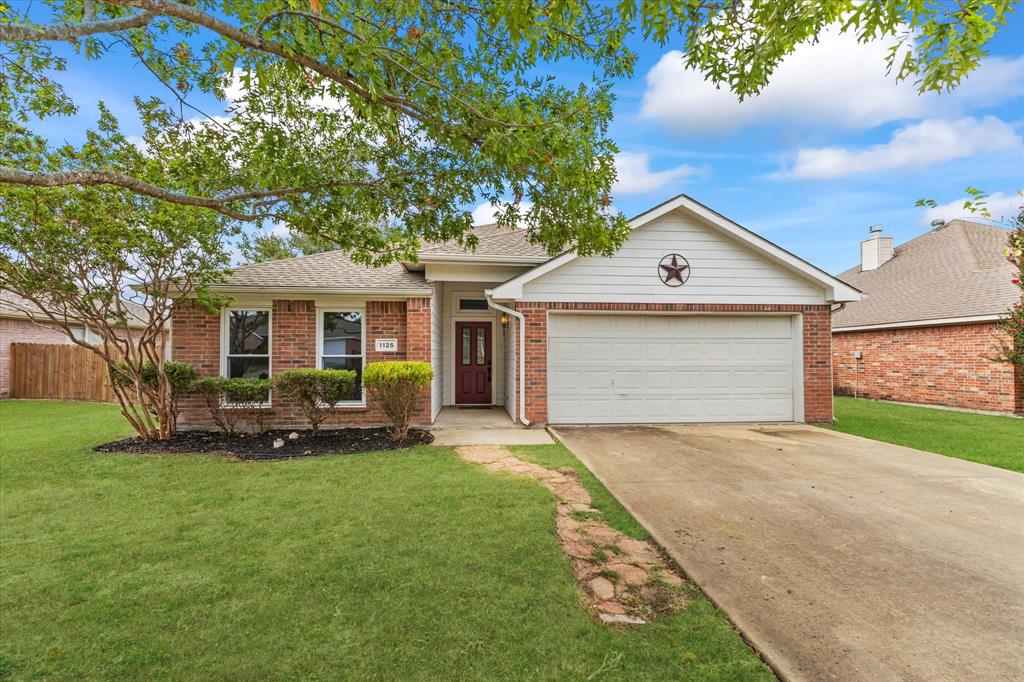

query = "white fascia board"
(490, 194), (863, 302)
(207, 286), (433, 297)
(833, 314), (1001, 332)
(413, 254), (549, 265)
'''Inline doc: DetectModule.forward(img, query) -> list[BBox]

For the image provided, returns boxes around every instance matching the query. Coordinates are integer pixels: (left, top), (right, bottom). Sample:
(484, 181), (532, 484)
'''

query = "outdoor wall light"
(500, 312), (509, 328)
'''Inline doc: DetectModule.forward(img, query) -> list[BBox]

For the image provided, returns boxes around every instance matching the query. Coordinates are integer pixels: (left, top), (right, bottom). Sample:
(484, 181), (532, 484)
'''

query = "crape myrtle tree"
(0, 109), (233, 440)
(2, 0), (1017, 264)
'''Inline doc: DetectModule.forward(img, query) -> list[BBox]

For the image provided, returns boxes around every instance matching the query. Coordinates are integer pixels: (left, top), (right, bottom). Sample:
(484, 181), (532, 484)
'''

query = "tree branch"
(0, 11), (155, 41)
(1, 166), (261, 221)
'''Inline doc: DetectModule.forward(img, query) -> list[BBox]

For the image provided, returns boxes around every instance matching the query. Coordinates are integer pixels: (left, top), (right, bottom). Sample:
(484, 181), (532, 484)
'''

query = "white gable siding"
(521, 210), (826, 304)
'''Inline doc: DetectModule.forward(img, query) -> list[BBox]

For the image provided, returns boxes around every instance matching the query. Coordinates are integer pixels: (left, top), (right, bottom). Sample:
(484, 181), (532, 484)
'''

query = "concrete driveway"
(551, 424), (1024, 682)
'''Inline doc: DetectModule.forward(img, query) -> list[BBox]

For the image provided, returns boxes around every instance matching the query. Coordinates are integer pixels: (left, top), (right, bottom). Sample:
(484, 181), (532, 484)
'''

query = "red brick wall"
(172, 298), (433, 431)
(513, 303), (834, 424)
(0, 317), (68, 396)
(832, 322), (1022, 414)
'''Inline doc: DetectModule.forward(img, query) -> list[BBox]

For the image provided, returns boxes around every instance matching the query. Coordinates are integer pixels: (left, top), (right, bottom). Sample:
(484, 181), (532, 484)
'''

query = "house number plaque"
(375, 339), (398, 353)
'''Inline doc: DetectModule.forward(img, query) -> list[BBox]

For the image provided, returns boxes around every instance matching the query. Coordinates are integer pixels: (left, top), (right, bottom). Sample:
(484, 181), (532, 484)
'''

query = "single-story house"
(172, 195), (861, 430)
(832, 220), (1022, 415)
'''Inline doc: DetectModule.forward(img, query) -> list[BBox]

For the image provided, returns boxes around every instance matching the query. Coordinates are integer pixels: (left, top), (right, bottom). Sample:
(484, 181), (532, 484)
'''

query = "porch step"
(431, 429), (554, 446)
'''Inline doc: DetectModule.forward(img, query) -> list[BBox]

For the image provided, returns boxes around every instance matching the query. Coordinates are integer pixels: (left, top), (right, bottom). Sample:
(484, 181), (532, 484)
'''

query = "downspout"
(486, 294), (530, 426)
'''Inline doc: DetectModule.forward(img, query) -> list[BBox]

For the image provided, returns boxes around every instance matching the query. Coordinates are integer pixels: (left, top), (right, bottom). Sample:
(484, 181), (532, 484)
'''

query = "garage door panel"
(580, 342), (610, 361)
(702, 343), (733, 362)
(548, 314), (796, 424)
(672, 342), (701, 360)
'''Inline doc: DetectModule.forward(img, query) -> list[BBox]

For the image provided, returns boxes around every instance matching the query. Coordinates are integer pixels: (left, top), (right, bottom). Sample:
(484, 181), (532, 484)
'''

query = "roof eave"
(412, 254), (549, 265)
(833, 314), (1002, 332)
(201, 285), (435, 297)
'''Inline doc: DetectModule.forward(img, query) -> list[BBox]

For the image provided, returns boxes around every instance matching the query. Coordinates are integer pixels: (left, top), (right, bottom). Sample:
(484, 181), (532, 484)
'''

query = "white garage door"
(547, 314), (797, 424)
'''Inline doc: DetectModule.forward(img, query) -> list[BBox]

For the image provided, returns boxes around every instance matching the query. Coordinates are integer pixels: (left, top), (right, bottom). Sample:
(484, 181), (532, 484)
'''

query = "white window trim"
(220, 306), (272, 408)
(316, 307), (367, 407)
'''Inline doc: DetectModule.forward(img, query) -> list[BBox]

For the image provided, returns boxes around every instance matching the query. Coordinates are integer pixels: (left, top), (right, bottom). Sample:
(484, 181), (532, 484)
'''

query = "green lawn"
(828, 397), (1024, 473)
(0, 401), (771, 681)
(510, 444), (651, 541)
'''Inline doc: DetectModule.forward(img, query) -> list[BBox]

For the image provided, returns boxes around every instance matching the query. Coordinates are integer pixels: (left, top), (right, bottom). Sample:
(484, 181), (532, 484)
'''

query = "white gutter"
(833, 314), (1002, 332)
(485, 293), (529, 426)
(206, 286), (434, 297)
(414, 254), (548, 265)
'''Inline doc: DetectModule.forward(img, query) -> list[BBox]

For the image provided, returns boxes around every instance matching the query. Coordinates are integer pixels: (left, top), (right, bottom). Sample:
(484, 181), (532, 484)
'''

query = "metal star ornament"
(658, 254), (690, 286)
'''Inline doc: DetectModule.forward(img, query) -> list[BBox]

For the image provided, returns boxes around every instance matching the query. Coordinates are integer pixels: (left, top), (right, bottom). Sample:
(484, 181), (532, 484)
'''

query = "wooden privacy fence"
(9, 343), (117, 402)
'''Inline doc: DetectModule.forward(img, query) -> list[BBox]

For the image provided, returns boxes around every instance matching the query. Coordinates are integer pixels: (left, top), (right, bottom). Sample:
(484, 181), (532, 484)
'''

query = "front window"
(224, 309), (271, 401)
(320, 311), (364, 402)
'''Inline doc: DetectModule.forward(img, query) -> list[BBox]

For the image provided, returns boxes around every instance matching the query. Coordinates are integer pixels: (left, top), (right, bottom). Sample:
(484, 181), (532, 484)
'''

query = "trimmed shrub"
(273, 368), (357, 434)
(363, 361), (433, 440)
(192, 377), (272, 435)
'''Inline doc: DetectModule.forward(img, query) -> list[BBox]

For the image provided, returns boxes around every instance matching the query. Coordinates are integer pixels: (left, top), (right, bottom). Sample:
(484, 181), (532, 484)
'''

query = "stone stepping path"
(455, 445), (688, 625)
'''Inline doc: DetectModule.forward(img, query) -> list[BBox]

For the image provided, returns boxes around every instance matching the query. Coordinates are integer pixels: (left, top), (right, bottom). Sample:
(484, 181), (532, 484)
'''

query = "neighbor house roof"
(0, 289), (150, 327)
(217, 250), (431, 294)
(832, 220), (1017, 330)
(417, 223), (550, 260)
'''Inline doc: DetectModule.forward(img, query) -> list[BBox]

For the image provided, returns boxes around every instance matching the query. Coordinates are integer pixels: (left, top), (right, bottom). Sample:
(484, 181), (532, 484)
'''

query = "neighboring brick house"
(832, 220), (1022, 415)
(1, 290), (153, 397)
(171, 194), (861, 430)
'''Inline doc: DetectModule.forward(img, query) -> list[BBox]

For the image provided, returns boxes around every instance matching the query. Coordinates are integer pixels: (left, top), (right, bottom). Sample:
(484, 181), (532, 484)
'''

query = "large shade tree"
(2, 0), (1017, 261)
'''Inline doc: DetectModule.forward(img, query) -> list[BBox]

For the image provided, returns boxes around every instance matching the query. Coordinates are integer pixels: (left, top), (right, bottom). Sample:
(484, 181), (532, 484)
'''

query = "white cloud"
(639, 31), (1024, 135)
(919, 191), (1022, 226)
(782, 116), (1021, 179)
(613, 152), (699, 194)
(270, 222), (291, 237)
(471, 201), (534, 226)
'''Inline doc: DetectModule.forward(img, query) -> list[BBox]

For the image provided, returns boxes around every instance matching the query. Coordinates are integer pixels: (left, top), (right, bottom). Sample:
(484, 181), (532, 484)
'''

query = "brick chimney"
(860, 225), (894, 271)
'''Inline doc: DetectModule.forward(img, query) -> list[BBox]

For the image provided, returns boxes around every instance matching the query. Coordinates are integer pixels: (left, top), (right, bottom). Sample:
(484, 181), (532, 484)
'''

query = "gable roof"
(217, 250), (430, 294)
(488, 194), (862, 302)
(832, 219), (1017, 330)
(417, 223), (550, 261)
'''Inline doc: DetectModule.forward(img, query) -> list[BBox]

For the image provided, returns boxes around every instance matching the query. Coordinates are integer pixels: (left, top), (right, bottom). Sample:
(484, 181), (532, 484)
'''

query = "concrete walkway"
(552, 424), (1024, 682)
(431, 406), (553, 446)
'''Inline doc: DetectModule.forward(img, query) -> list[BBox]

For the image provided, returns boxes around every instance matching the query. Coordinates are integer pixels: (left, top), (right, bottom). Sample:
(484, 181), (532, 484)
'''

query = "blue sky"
(36, 14), (1024, 275)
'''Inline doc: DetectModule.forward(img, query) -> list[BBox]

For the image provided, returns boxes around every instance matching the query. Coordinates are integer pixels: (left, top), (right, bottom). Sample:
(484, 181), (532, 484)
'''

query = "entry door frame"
(454, 320), (493, 404)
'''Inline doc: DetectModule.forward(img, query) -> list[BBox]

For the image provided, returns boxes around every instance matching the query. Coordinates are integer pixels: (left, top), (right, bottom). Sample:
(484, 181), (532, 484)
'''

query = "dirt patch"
(94, 428), (433, 459)
(455, 445), (688, 626)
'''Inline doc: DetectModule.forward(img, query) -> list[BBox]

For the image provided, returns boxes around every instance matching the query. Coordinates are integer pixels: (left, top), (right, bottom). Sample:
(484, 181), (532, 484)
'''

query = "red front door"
(455, 321), (492, 404)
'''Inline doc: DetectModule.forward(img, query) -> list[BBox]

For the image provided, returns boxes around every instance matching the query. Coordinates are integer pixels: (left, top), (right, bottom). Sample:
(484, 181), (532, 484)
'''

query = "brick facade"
(832, 322), (1023, 415)
(173, 298), (434, 431)
(513, 302), (835, 425)
(0, 317), (68, 396)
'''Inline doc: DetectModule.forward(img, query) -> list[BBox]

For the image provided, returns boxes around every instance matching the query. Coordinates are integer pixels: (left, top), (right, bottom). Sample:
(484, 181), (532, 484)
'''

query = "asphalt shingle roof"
(0, 289), (150, 327)
(832, 220), (1018, 329)
(222, 250), (429, 291)
(418, 224), (549, 258)
(221, 225), (546, 291)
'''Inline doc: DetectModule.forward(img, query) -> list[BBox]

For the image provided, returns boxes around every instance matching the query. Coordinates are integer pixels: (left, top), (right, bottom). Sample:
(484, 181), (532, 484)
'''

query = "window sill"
(333, 403), (368, 411)
(220, 403), (272, 410)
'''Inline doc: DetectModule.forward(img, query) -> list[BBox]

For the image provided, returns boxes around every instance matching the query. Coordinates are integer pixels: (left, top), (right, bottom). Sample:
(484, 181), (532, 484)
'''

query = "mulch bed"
(94, 428), (433, 460)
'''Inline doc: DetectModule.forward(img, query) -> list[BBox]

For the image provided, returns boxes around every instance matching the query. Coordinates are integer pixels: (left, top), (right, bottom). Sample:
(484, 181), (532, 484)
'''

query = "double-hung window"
(318, 310), (364, 403)
(223, 308), (271, 401)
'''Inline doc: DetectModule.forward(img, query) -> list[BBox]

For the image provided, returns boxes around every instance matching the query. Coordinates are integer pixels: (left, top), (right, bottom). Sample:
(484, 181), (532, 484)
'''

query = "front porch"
(431, 406), (553, 445)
